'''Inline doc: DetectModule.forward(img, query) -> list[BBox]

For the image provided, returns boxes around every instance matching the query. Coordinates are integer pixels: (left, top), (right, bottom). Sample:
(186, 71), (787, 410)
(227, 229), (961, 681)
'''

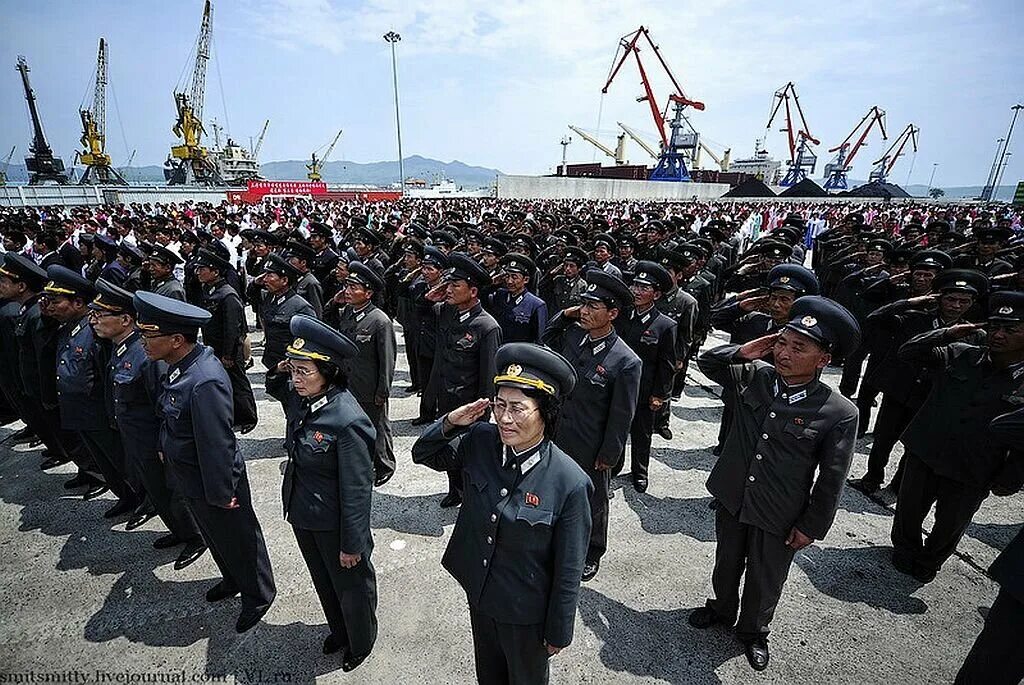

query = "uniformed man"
(849, 268), (987, 495)
(653, 249), (701, 440)
(134, 291), (276, 633)
(46, 265), (141, 518)
(285, 240), (325, 318)
(614, 261), (677, 493)
(258, 253), (316, 415)
(335, 262), (398, 487)
(88, 279), (207, 567)
(953, 225), (1014, 277)
(411, 343), (593, 684)
(195, 248), (258, 432)
(489, 253), (548, 344)
(550, 246), (588, 313)
(410, 247), (449, 426)
(543, 270), (641, 581)
(691, 296), (861, 672)
(147, 245), (186, 301)
(890, 291), (1024, 584)
(427, 253), (502, 508)
(592, 233), (622, 278)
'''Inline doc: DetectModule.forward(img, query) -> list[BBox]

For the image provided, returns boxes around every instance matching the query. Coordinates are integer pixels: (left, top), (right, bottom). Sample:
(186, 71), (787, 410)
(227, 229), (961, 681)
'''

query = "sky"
(1, 0), (1022, 187)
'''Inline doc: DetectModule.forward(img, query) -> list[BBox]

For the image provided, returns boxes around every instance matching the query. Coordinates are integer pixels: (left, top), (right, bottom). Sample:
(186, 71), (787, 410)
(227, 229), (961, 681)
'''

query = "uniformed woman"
(412, 342), (594, 685)
(281, 314), (377, 672)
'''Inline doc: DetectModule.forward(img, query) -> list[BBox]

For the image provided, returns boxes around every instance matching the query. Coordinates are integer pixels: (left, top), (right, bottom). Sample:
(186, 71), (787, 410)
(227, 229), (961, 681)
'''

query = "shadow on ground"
(794, 544), (928, 615)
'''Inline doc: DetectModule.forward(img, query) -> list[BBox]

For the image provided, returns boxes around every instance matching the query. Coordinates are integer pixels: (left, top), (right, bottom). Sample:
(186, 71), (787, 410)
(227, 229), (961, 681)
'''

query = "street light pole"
(927, 162), (938, 192)
(991, 104), (1024, 197)
(383, 31), (404, 192)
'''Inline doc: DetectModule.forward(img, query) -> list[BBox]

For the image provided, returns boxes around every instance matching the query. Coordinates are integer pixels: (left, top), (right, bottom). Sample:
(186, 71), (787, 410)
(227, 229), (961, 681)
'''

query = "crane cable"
(212, 35), (231, 136)
(592, 93), (605, 163)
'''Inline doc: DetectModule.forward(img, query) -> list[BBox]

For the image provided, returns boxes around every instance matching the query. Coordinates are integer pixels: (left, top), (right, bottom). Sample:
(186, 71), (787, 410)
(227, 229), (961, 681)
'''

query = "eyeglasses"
(493, 401), (538, 423)
(284, 361), (317, 377)
(140, 332), (173, 340)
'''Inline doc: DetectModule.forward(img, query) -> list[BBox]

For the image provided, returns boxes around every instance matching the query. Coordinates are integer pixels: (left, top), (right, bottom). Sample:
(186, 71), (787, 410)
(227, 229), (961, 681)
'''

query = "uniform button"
(748, 475), (756, 482)
(769, 411), (776, 418)
(755, 454), (763, 460)
(60, 360), (66, 365)
(482, 559), (488, 567)
(781, 393), (788, 399)
(499, 488), (508, 497)
(487, 536), (493, 544)
(490, 514), (497, 522)
(762, 433), (769, 440)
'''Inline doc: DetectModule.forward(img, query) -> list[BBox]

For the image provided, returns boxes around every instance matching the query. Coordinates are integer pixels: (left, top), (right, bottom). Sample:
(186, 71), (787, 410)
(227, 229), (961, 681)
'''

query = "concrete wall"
(0, 185), (230, 207)
(497, 175), (731, 200)
(110, 188), (229, 205)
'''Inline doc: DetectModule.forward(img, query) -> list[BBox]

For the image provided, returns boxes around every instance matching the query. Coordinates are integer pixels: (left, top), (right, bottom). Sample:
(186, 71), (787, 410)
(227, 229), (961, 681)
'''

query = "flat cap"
(581, 270), (632, 312)
(45, 264), (96, 300)
(285, 240), (316, 264)
(262, 252), (303, 281)
(195, 247), (232, 273)
(768, 264), (819, 295)
(149, 244), (182, 266)
(909, 249), (952, 271)
(422, 246), (450, 269)
(133, 290), (211, 334)
(501, 253), (536, 277)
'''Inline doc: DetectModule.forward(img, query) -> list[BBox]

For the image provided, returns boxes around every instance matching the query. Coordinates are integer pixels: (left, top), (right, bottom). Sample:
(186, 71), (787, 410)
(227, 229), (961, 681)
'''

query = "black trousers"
(293, 526), (378, 658)
(404, 329), (420, 389)
(854, 380), (880, 434)
(864, 396), (916, 485)
(416, 353), (436, 421)
(186, 471), (276, 612)
(891, 453), (988, 574)
(20, 397), (70, 461)
(573, 462), (610, 564)
(134, 457), (201, 543)
(707, 504), (795, 640)
(225, 357), (258, 428)
(358, 401), (395, 480)
(617, 404), (655, 481)
(79, 428), (135, 502)
(839, 344), (868, 396)
(955, 589), (1024, 685)
(469, 607), (549, 685)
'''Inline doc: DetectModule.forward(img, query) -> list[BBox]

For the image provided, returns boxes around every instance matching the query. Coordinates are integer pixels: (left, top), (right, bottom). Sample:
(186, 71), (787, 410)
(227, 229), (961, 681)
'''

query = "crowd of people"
(0, 195), (1022, 683)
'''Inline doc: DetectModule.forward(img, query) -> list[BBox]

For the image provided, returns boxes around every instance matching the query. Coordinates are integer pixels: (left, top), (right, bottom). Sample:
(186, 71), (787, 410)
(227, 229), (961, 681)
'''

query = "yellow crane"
(567, 125), (627, 164)
(76, 38), (127, 185)
(167, 0), (218, 185)
(307, 129), (342, 181)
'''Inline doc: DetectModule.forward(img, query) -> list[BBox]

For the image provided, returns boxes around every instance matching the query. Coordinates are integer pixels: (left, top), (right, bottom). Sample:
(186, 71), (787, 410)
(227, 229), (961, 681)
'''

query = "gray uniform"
(259, 289), (315, 408)
(152, 276), (186, 301)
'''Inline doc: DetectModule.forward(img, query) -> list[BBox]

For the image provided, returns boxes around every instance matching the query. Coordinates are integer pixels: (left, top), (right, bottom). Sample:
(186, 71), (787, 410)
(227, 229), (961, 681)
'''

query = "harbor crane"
(76, 38), (127, 185)
(166, 0), (221, 185)
(618, 121), (730, 172)
(0, 147), (15, 186)
(822, 105), (887, 191)
(569, 126), (627, 165)
(16, 56), (69, 185)
(251, 119), (270, 157)
(601, 26), (705, 181)
(766, 82), (819, 187)
(307, 129), (343, 181)
(869, 123), (919, 184)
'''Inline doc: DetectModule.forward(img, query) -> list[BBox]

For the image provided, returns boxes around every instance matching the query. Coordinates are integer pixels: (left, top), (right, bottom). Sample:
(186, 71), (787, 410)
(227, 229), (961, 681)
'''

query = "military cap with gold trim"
(45, 265), (96, 301)
(494, 342), (577, 399)
(133, 290), (211, 335)
(89, 278), (134, 313)
(286, 314), (358, 365)
(0, 251), (48, 290)
(347, 261), (385, 292)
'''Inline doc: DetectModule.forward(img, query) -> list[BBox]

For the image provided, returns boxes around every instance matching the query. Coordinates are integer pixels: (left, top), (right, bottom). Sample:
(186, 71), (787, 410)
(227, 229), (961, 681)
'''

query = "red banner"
(246, 180), (327, 196)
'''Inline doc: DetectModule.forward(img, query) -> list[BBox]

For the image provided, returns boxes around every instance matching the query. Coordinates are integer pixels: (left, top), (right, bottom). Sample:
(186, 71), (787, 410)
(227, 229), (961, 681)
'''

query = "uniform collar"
(306, 386), (341, 415)
(503, 438), (546, 474)
(167, 345), (204, 382)
(772, 376), (817, 405)
(113, 330), (140, 357)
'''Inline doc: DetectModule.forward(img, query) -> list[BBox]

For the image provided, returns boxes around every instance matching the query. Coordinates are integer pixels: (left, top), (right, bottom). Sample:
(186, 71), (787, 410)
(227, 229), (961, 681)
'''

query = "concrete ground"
(0, 326), (1019, 684)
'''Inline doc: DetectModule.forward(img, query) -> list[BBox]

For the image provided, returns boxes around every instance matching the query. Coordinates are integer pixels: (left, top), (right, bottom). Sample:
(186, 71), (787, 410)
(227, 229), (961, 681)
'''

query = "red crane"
(765, 82), (819, 186)
(601, 26), (705, 181)
(823, 105), (887, 190)
(870, 123), (919, 184)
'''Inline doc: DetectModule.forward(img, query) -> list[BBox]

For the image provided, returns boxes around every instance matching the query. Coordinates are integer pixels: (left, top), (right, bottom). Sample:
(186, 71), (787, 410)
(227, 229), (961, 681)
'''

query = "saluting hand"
(736, 333), (779, 361)
(340, 552), (361, 568)
(785, 527), (813, 550)
(738, 294), (769, 312)
(563, 305), (583, 320)
(446, 398), (490, 427)
(947, 322), (984, 339)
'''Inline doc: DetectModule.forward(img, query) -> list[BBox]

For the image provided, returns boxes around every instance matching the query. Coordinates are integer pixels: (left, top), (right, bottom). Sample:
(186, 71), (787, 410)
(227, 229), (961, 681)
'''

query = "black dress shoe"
(28, 438), (43, 449)
(656, 427), (673, 440)
(582, 560), (600, 582)
(237, 424), (257, 435)
(410, 416), (432, 427)
(891, 551), (914, 576)
(322, 634), (346, 655)
(206, 581), (240, 603)
(911, 564), (937, 584)
(126, 511), (157, 531)
(236, 604), (271, 633)
(405, 384), (420, 393)
(40, 455), (70, 470)
(83, 484), (110, 501)
(11, 427), (37, 444)
(632, 477), (648, 493)
(342, 650), (371, 672)
(244, 358), (255, 370)
(744, 637), (769, 671)
(153, 534), (184, 550)
(374, 471), (394, 487)
(64, 473), (91, 490)
(687, 606), (728, 629)
(439, 492), (462, 509)
(174, 542), (207, 570)
(104, 499), (137, 519)
(848, 477), (881, 495)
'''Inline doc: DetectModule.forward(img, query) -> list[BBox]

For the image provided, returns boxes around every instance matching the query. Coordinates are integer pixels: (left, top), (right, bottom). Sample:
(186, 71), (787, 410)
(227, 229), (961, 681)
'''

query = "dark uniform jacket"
(259, 289), (315, 371)
(152, 276), (186, 301)
(616, 305), (677, 400)
(897, 329), (1024, 488)
(412, 421), (593, 648)
(0, 300), (24, 397)
(200, 280), (246, 360)
(158, 345), (244, 505)
(295, 272), (324, 319)
(550, 274), (586, 313)
(489, 288), (548, 344)
(711, 300), (784, 346)
(657, 285), (699, 364)
(429, 302), (502, 412)
(543, 313), (642, 467)
(283, 387), (375, 560)
(14, 294), (45, 399)
(698, 344), (859, 539)
(98, 260), (128, 286)
(335, 303), (397, 405)
(109, 331), (164, 459)
(56, 315), (110, 431)
(411, 279), (441, 357)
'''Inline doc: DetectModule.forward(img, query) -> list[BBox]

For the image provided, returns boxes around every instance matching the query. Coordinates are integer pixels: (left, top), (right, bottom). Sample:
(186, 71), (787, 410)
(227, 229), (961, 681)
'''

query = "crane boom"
(307, 129), (343, 181)
(77, 38), (127, 185)
(568, 126), (625, 163)
(252, 119), (270, 157)
(191, 0), (213, 126)
(617, 122), (659, 158)
(0, 146), (15, 186)
(822, 105), (887, 191)
(16, 55), (68, 184)
(766, 82), (819, 186)
(870, 123), (919, 183)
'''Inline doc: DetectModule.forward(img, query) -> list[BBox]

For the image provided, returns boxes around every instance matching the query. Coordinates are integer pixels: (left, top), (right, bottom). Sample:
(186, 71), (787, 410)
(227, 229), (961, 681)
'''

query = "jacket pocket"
(515, 506), (553, 527)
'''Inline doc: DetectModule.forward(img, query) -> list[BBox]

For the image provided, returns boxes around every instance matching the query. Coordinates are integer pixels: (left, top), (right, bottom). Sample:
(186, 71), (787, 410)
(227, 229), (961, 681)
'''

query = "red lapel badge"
(314, 431), (324, 443)
(525, 492), (540, 507)
(794, 417), (804, 425)
(596, 364), (606, 375)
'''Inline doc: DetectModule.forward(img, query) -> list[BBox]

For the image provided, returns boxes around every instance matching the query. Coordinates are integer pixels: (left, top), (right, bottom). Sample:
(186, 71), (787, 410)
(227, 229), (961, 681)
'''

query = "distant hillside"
(3, 155), (502, 188)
